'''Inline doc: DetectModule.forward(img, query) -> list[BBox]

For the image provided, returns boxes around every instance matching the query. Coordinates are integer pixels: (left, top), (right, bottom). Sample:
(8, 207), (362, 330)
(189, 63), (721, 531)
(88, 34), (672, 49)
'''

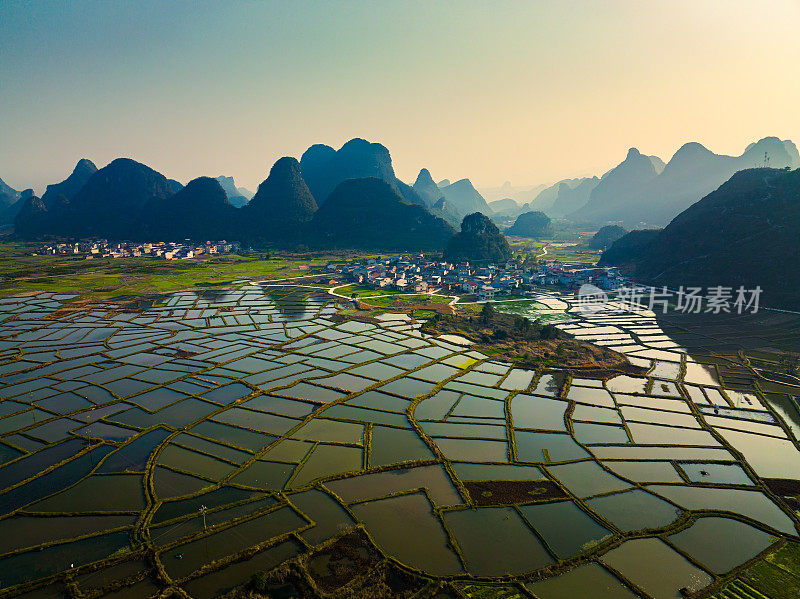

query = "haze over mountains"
(468, 136), (799, 229)
(8, 134), (800, 262)
(569, 137), (799, 227)
(215, 176), (252, 208)
(600, 167), (800, 310)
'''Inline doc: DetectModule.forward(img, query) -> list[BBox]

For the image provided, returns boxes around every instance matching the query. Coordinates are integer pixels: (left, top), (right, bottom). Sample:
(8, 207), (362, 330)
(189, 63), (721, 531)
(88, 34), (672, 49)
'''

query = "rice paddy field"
(0, 283), (798, 598)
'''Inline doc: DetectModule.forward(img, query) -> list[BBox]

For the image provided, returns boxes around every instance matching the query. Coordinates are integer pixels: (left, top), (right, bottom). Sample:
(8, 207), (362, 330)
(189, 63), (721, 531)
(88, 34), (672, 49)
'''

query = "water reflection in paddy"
(667, 516), (774, 574)
(351, 493), (463, 575)
(599, 537), (713, 599)
(519, 500), (613, 558)
(678, 461), (753, 485)
(526, 562), (638, 599)
(585, 489), (682, 532)
(444, 507), (552, 575)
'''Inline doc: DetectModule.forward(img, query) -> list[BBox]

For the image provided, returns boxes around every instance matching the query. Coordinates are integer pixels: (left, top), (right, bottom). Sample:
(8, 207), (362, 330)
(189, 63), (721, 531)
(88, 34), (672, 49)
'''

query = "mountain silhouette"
(588, 224), (628, 250)
(312, 178), (453, 251)
(413, 168), (444, 207)
(299, 138), (424, 206)
(0, 177), (19, 209)
(19, 158), (176, 238)
(41, 159), (98, 209)
(600, 167), (800, 309)
(143, 177), (238, 240)
(444, 212), (511, 263)
(570, 137), (799, 227)
(0, 177), (22, 225)
(438, 179), (492, 220)
(246, 157), (318, 237)
(569, 148), (663, 225)
(506, 211), (553, 238)
(547, 178), (600, 217)
(488, 198), (520, 214)
(14, 194), (49, 238)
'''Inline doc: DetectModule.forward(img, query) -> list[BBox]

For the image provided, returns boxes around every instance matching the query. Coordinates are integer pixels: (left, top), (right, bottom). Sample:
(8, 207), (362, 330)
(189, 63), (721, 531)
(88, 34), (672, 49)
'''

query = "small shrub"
(250, 571), (270, 593)
(540, 324), (558, 340)
(480, 303), (496, 323)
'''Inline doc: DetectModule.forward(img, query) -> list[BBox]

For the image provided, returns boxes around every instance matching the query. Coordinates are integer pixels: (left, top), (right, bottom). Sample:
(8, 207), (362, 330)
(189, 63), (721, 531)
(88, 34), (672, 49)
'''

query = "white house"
(478, 285), (497, 301)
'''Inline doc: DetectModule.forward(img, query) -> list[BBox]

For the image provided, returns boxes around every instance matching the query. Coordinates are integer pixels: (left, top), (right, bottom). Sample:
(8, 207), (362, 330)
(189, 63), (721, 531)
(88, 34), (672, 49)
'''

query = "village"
(329, 254), (628, 300)
(34, 240), (242, 260)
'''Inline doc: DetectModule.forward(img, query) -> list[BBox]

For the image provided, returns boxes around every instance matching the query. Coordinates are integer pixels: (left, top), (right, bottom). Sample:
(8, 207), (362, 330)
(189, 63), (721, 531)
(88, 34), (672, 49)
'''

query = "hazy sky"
(2, 0), (799, 194)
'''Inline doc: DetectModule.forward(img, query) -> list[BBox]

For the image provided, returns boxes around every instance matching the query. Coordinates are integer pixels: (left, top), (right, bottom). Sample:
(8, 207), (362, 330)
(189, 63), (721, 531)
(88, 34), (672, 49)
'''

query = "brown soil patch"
(464, 480), (568, 506)
(763, 478), (800, 497)
(329, 312), (381, 325)
(355, 299), (455, 315)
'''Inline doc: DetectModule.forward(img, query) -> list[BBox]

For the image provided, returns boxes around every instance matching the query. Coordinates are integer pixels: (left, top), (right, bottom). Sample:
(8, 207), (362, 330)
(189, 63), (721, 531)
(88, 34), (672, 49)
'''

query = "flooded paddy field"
(0, 285), (798, 598)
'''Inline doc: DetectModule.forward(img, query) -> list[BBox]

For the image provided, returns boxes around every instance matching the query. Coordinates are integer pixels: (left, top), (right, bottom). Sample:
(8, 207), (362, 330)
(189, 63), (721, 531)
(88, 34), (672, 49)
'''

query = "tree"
(779, 351), (800, 376)
(250, 571), (270, 593)
(480, 303), (496, 324)
(540, 324), (558, 340)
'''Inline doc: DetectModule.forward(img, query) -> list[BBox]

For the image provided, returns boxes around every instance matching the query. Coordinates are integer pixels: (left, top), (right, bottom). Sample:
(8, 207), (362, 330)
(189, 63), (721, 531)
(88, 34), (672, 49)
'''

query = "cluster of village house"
(329, 255), (627, 300)
(35, 240), (241, 260)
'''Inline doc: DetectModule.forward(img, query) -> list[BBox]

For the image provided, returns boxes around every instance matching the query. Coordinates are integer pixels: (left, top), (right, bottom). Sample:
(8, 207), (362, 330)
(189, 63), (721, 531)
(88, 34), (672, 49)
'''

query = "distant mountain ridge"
(438, 178), (492, 219)
(488, 198), (520, 214)
(570, 137), (799, 227)
(599, 167), (800, 309)
(216, 176), (250, 207)
(0, 176), (22, 226)
(527, 177), (601, 218)
(142, 177), (237, 240)
(0, 177), (19, 207)
(412, 168), (444, 206)
(15, 142), (457, 253)
(479, 181), (548, 205)
(299, 138), (424, 207)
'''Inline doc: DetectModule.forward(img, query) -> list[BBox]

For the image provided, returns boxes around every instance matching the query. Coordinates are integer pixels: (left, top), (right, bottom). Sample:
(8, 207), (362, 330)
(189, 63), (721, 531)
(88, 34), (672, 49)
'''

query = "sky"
(1, 0), (799, 195)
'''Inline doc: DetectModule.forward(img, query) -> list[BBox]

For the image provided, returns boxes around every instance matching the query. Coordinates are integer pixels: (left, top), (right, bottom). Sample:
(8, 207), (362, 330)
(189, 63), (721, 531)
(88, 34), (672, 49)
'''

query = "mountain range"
(599, 166), (800, 309)
(300, 138), (425, 208)
(142, 177), (238, 241)
(569, 137), (799, 227)
(14, 140), (457, 252)
(10, 133), (800, 258)
(478, 181), (548, 206)
(480, 136), (798, 227)
(412, 171), (493, 225)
